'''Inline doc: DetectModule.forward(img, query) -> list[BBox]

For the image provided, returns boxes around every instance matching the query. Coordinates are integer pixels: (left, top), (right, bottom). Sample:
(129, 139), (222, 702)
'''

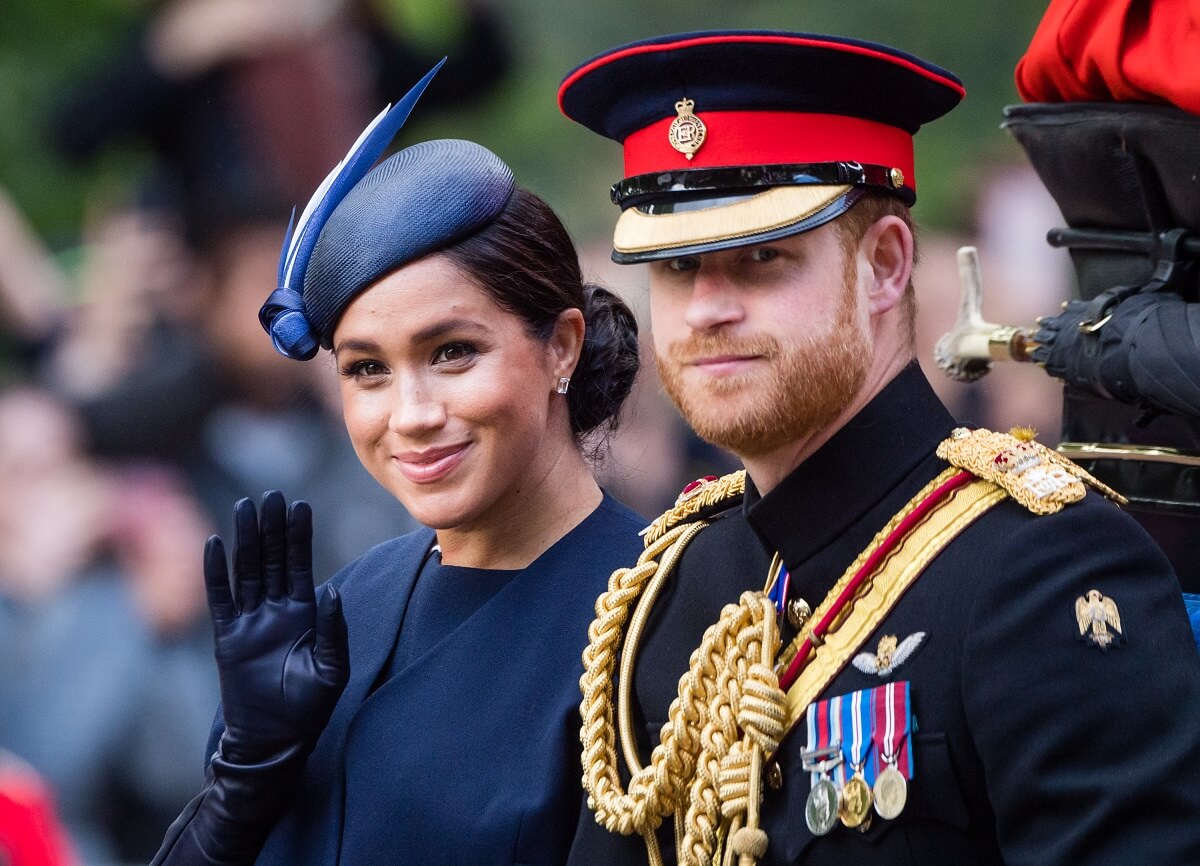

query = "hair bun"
(569, 283), (640, 437)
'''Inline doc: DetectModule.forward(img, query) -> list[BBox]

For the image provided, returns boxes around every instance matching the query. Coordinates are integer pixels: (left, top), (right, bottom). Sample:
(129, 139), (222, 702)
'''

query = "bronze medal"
(838, 776), (873, 828)
(872, 765), (908, 819)
(804, 777), (839, 836)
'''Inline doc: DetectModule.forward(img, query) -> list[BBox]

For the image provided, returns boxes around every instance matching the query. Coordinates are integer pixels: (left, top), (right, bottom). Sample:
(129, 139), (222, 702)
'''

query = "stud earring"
(556, 377), (571, 394)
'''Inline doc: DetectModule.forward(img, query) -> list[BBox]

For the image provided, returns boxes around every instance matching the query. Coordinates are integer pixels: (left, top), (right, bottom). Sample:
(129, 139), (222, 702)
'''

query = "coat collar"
(256, 527), (436, 865)
(744, 363), (955, 569)
(320, 528), (436, 740)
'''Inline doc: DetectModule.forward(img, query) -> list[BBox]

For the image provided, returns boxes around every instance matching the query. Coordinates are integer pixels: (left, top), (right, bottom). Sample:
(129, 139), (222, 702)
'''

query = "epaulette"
(936, 426), (1127, 515)
(641, 471), (746, 546)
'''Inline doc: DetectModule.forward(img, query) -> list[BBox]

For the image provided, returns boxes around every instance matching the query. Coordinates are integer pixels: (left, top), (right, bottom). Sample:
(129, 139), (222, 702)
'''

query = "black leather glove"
(208, 490), (348, 764)
(1032, 295), (1145, 405)
(151, 491), (349, 866)
(1033, 292), (1200, 417)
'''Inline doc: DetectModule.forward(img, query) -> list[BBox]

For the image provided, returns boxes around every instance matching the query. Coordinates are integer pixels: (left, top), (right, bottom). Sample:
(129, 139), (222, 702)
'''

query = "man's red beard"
(655, 272), (870, 458)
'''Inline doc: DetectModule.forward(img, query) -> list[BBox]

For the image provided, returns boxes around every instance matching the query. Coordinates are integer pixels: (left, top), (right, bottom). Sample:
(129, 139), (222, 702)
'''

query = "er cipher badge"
(668, 97), (706, 160)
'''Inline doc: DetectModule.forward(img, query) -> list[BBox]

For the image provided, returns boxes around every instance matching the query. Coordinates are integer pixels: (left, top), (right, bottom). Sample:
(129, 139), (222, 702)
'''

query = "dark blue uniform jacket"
(567, 364), (1200, 865)
(207, 495), (645, 865)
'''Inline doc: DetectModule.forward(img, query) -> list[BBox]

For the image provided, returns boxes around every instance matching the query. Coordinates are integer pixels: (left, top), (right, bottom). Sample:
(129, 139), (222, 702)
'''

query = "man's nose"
(683, 272), (745, 332)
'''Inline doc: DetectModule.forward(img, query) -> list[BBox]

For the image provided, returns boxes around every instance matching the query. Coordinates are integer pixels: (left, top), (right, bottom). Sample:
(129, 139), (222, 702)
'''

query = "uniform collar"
(744, 362), (954, 567)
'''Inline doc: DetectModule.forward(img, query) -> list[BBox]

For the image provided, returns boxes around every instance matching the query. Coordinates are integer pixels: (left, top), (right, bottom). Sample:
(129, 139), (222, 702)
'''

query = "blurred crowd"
(0, 1), (1074, 864)
(0, 0), (509, 862)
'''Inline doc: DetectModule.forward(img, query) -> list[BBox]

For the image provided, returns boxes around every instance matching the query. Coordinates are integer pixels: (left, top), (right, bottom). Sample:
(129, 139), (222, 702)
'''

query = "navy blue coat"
(567, 365), (1200, 865)
(205, 495), (645, 865)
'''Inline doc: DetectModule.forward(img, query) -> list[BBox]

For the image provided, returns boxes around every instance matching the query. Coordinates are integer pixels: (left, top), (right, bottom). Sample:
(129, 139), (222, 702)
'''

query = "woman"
(152, 71), (644, 865)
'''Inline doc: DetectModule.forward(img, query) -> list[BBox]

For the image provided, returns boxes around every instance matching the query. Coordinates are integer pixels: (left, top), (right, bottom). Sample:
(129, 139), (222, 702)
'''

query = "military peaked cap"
(558, 31), (964, 263)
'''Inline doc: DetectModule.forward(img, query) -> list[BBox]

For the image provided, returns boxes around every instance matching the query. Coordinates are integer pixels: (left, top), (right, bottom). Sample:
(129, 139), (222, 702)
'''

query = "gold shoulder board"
(642, 471), (746, 546)
(935, 426), (1126, 515)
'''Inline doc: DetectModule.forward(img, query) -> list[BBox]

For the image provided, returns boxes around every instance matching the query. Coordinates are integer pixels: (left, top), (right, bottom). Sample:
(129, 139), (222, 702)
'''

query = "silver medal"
(805, 776), (840, 836)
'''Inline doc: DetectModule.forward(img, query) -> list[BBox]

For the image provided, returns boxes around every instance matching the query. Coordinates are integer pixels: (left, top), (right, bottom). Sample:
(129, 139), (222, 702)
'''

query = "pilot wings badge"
(852, 633), (926, 677)
(1076, 589), (1123, 650)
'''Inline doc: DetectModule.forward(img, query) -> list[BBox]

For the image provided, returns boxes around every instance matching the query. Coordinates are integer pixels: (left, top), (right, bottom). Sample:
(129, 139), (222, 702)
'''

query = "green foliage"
(0, 0), (1050, 248)
(370, 0), (470, 50)
(0, 0), (144, 243)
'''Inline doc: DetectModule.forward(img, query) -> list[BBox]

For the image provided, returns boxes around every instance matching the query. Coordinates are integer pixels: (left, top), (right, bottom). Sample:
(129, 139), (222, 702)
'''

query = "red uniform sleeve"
(1015, 0), (1200, 114)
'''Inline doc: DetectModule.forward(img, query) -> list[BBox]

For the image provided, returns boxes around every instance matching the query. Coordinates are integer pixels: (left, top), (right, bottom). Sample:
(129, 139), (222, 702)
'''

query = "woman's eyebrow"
(331, 337), (380, 356)
(334, 318), (492, 356)
(409, 318), (490, 344)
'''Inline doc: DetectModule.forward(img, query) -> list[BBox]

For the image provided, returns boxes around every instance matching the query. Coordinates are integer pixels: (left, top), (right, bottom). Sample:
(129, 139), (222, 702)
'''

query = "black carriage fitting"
(1005, 103), (1200, 579)
(1046, 226), (1200, 292)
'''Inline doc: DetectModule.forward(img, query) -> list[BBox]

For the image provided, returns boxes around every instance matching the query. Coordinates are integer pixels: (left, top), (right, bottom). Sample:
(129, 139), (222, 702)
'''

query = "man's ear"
(549, 306), (586, 379)
(860, 215), (914, 316)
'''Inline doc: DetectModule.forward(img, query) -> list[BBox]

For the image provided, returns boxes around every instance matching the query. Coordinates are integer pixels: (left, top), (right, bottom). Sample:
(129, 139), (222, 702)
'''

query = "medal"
(801, 743), (842, 837)
(872, 765), (908, 819)
(837, 689), (874, 828)
(803, 699), (845, 837)
(806, 684), (915, 835)
(870, 681), (915, 820)
(838, 775), (872, 828)
(805, 776), (840, 836)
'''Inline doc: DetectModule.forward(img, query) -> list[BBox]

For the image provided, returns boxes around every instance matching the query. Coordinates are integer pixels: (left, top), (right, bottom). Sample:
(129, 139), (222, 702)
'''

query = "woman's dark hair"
(442, 188), (640, 442)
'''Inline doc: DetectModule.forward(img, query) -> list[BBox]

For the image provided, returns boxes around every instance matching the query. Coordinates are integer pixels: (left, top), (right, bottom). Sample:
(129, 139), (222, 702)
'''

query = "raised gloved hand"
(207, 490), (348, 765)
(152, 490), (349, 866)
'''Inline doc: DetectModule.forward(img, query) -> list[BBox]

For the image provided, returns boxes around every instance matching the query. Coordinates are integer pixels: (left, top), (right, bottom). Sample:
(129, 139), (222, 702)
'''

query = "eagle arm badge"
(1075, 589), (1123, 650)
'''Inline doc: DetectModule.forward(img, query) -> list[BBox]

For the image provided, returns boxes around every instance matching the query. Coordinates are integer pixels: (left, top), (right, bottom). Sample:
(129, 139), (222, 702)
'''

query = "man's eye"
(750, 247), (779, 263)
(434, 342), (476, 364)
(666, 255), (701, 273)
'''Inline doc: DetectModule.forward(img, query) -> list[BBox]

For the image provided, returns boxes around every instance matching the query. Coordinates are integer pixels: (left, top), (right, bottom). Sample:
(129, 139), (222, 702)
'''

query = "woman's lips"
(394, 442), (470, 484)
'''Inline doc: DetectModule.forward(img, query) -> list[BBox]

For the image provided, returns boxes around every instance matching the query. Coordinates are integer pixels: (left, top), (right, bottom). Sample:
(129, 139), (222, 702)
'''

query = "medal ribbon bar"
(841, 688), (875, 785)
(871, 680), (914, 779)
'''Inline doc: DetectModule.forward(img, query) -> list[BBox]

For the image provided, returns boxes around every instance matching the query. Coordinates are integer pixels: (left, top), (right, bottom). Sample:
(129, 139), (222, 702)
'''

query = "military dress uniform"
(567, 364), (1200, 865)
(557, 30), (1200, 866)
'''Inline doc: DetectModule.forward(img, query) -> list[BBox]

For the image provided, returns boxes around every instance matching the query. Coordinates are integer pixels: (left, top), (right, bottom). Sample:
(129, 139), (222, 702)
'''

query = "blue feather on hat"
(259, 58), (446, 360)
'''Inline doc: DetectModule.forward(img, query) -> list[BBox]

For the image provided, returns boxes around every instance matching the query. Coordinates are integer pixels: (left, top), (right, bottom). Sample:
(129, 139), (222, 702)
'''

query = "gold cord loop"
(581, 516), (785, 866)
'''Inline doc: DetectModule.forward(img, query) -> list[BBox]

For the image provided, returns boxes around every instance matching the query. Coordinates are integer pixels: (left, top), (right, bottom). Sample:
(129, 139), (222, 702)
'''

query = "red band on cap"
(622, 111), (916, 188)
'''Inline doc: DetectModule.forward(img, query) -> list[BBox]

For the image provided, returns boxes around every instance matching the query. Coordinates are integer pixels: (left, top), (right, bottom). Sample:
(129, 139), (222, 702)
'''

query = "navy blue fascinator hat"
(302, 140), (514, 350)
(259, 61), (515, 359)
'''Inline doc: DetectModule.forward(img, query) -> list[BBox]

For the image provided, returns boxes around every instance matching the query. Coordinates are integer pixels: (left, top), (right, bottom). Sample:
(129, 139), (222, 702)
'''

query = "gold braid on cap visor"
(612, 184), (852, 256)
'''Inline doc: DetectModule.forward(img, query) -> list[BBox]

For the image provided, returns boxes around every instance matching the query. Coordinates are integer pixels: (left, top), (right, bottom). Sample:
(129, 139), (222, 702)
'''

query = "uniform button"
(786, 598), (811, 630)
(766, 761), (783, 790)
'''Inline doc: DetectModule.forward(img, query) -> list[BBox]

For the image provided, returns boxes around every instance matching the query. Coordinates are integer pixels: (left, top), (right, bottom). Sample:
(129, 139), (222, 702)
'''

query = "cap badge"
(1075, 589), (1123, 650)
(852, 632), (926, 677)
(668, 97), (706, 160)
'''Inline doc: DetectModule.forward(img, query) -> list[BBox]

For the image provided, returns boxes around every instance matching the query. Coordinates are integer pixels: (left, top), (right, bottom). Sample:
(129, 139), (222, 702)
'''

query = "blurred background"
(0, 1), (1072, 863)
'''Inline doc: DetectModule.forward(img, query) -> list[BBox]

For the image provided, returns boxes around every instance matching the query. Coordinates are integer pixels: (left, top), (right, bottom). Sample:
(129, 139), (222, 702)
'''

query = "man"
(557, 31), (1200, 865)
